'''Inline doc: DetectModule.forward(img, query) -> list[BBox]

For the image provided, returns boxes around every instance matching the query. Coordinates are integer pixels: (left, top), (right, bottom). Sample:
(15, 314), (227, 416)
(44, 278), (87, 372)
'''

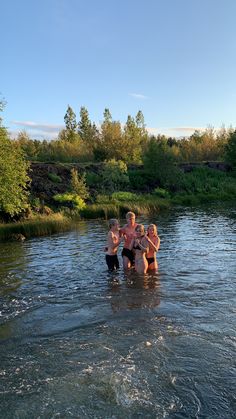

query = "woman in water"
(120, 211), (138, 270)
(146, 224), (160, 271)
(131, 224), (149, 274)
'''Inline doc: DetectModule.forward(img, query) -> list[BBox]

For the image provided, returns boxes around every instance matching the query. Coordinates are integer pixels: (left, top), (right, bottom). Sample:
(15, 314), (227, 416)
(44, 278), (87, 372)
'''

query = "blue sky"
(1, 0), (236, 139)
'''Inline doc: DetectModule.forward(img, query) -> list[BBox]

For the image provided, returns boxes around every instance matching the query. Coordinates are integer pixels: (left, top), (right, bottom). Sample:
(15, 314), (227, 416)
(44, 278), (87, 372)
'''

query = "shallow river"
(0, 205), (235, 418)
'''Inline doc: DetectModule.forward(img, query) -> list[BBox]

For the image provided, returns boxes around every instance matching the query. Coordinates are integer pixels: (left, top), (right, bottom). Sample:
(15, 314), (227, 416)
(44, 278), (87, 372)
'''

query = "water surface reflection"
(0, 204), (235, 418)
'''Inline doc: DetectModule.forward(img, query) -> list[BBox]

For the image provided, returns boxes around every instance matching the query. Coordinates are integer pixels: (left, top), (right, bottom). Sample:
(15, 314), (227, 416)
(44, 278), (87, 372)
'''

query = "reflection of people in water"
(120, 212), (138, 270)
(146, 224), (160, 272)
(131, 224), (149, 274)
(108, 270), (161, 312)
(105, 219), (123, 271)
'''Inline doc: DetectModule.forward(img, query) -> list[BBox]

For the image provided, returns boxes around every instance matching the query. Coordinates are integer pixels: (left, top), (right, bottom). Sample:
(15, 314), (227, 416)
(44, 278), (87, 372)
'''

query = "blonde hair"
(147, 224), (158, 237)
(135, 224), (145, 235)
(126, 211), (135, 220)
(108, 218), (119, 229)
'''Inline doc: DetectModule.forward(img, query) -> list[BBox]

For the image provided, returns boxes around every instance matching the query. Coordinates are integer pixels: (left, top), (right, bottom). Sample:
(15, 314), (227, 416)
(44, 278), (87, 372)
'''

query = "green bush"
(152, 188), (170, 198)
(53, 193), (86, 210)
(111, 191), (139, 201)
(96, 194), (111, 204)
(48, 172), (62, 183)
(86, 171), (102, 187)
(128, 169), (151, 190)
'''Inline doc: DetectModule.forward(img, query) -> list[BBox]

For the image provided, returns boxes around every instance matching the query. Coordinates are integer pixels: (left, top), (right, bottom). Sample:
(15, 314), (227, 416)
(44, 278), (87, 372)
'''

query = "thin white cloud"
(169, 126), (205, 132)
(12, 120), (64, 133)
(146, 126), (206, 137)
(129, 93), (149, 100)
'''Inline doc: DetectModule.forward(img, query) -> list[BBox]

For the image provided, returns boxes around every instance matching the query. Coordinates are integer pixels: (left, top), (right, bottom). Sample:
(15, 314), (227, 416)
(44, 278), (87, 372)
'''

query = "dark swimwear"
(147, 257), (155, 265)
(106, 254), (119, 271)
(121, 248), (134, 264)
(133, 243), (142, 250)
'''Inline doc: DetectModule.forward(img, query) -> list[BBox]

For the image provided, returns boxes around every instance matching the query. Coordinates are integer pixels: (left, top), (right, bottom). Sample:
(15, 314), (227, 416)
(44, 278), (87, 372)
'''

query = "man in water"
(120, 211), (138, 270)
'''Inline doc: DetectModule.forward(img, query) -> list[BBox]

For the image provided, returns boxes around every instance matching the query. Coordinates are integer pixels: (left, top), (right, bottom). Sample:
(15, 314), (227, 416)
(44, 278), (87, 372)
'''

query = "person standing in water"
(120, 211), (138, 270)
(131, 224), (149, 274)
(146, 223), (160, 271)
(105, 219), (123, 271)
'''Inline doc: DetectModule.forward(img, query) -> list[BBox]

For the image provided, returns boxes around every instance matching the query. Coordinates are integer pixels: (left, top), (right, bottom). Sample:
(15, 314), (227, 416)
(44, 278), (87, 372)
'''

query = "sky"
(1, 0), (236, 139)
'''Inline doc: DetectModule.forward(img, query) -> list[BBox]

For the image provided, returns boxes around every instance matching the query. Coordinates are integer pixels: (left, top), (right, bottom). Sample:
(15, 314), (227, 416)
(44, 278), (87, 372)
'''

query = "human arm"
(139, 237), (149, 253)
(108, 231), (123, 250)
(146, 236), (160, 252)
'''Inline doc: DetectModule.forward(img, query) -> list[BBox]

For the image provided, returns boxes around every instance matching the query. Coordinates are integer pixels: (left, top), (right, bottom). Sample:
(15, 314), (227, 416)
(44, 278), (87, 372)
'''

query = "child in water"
(105, 219), (123, 271)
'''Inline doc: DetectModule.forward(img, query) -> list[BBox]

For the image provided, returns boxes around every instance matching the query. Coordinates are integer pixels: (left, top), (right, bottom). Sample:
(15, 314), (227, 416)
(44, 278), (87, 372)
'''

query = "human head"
(109, 218), (119, 230)
(147, 224), (158, 237)
(135, 224), (145, 236)
(126, 211), (135, 226)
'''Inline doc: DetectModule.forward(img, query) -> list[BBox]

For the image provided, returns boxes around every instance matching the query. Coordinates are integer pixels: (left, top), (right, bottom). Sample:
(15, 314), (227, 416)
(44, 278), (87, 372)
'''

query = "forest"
(1, 102), (236, 236)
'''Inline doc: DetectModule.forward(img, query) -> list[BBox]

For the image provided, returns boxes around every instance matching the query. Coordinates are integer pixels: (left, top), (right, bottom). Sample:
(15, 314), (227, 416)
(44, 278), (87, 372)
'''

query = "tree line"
(1, 100), (236, 219)
(14, 105), (235, 164)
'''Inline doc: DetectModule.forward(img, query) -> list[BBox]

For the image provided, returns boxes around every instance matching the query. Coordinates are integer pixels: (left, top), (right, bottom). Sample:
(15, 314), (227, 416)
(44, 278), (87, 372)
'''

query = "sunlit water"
(0, 205), (235, 418)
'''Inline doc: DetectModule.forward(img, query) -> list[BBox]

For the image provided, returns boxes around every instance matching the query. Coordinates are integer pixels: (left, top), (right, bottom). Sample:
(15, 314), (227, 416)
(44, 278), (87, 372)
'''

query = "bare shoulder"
(120, 224), (128, 233)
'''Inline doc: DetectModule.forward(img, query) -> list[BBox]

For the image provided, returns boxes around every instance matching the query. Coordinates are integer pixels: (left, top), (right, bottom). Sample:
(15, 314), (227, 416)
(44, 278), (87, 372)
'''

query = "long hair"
(147, 224), (158, 237)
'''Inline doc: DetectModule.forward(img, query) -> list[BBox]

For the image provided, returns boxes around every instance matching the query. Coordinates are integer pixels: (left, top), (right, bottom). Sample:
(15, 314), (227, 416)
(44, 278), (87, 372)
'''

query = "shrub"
(48, 172), (62, 183)
(101, 159), (130, 193)
(53, 193), (86, 211)
(70, 168), (89, 200)
(152, 188), (170, 198)
(111, 191), (139, 201)
(86, 171), (102, 187)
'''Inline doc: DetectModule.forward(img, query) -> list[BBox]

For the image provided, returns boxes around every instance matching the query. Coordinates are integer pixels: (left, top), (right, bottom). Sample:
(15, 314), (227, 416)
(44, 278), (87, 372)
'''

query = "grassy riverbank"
(1, 192), (236, 242)
(0, 213), (73, 242)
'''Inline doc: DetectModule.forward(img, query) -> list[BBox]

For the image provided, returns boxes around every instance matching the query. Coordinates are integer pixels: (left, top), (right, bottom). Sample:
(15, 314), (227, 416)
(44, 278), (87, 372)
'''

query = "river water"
(0, 205), (235, 418)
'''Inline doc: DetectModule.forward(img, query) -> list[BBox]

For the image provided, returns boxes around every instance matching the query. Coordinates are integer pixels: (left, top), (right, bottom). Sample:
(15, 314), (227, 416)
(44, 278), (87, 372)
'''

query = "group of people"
(105, 211), (160, 274)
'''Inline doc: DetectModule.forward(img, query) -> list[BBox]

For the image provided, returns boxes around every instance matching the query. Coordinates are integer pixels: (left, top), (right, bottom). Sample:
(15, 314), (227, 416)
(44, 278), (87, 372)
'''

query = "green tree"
(94, 108), (125, 161)
(78, 106), (98, 156)
(0, 127), (30, 216)
(225, 130), (236, 170)
(16, 130), (38, 160)
(101, 159), (130, 194)
(64, 105), (79, 143)
(123, 111), (148, 163)
(70, 168), (89, 200)
(143, 137), (183, 190)
(64, 105), (77, 131)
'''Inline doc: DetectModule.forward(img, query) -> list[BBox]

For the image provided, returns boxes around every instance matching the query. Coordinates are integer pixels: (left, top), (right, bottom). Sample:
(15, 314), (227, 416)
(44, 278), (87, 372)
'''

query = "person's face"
(148, 227), (155, 235)
(135, 227), (143, 237)
(113, 222), (119, 231)
(127, 216), (135, 226)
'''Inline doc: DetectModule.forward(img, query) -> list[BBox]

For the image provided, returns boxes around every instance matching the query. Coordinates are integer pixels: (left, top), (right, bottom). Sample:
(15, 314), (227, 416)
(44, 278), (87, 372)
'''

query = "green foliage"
(128, 168), (151, 191)
(63, 105), (78, 143)
(78, 106), (98, 155)
(48, 172), (62, 183)
(153, 188), (170, 198)
(0, 127), (30, 216)
(225, 130), (236, 170)
(111, 191), (139, 201)
(64, 105), (77, 132)
(0, 213), (72, 241)
(101, 159), (130, 193)
(53, 193), (86, 210)
(70, 168), (89, 200)
(143, 137), (183, 190)
(85, 171), (102, 187)
(174, 167), (236, 204)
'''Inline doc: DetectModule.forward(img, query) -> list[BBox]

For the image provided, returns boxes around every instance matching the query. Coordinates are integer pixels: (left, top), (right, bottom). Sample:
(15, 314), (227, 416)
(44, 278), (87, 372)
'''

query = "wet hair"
(135, 224), (145, 235)
(147, 224), (158, 237)
(108, 218), (119, 229)
(126, 211), (135, 220)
